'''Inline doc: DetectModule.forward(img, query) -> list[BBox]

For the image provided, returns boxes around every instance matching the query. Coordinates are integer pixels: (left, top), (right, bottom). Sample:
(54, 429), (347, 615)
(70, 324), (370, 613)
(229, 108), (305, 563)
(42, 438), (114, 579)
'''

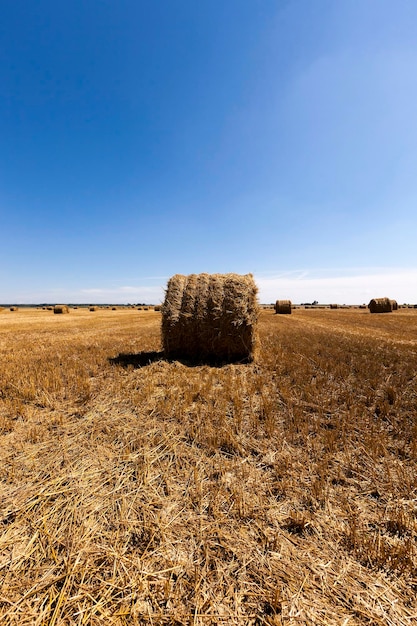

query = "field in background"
(1, 307), (417, 625)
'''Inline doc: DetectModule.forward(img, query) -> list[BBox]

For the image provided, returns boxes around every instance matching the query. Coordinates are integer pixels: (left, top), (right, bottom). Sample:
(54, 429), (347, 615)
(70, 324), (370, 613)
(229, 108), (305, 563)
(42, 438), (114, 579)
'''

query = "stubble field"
(0, 306), (417, 625)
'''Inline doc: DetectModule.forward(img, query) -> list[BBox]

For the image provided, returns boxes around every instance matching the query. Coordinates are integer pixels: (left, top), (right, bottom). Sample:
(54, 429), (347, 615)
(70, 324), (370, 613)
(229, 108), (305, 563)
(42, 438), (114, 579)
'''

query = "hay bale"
(390, 299), (398, 311)
(330, 304), (338, 309)
(53, 304), (70, 314)
(9, 307), (19, 311)
(162, 273), (259, 362)
(274, 300), (292, 314)
(89, 306), (99, 312)
(368, 297), (392, 313)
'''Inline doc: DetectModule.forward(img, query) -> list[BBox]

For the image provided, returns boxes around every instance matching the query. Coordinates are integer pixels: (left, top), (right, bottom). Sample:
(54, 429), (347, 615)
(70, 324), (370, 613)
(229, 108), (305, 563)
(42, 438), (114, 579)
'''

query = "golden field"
(0, 306), (417, 625)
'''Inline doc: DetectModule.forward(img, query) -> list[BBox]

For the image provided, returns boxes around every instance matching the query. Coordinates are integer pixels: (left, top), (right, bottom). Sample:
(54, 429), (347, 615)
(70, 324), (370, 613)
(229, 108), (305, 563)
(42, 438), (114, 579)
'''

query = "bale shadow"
(109, 351), (253, 369)
(109, 351), (164, 369)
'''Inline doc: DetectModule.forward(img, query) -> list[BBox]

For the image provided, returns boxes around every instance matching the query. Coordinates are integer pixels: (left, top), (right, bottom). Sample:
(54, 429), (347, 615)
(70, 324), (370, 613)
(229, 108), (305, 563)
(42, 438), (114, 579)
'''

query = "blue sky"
(1, 0), (416, 304)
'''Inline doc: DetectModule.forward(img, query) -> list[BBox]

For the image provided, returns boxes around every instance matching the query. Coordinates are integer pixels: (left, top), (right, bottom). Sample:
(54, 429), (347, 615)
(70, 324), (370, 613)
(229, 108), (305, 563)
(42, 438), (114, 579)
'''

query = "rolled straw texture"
(368, 298), (392, 313)
(54, 305), (70, 314)
(162, 273), (259, 362)
(274, 300), (292, 314)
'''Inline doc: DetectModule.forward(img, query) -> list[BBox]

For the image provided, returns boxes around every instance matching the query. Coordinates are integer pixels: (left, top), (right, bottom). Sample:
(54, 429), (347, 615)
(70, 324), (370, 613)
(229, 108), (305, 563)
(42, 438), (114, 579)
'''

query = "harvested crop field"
(1, 307), (417, 625)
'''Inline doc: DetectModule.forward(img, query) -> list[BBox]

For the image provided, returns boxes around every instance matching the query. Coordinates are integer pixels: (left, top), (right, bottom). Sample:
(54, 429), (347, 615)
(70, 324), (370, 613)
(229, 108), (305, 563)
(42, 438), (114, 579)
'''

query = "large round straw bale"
(9, 307), (19, 311)
(330, 304), (338, 309)
(368, 297), (392, 313)
(162, 273), (259, 362)
(274, 300), (292, 314)
(54, 304), (70, 314)
(390, 299), (398, 311)
(89, 306), (99, 312)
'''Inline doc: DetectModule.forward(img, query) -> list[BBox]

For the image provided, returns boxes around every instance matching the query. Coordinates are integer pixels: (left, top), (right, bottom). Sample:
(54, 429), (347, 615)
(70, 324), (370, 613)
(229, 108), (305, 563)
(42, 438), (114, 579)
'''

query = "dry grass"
(1, 307), (417, 624)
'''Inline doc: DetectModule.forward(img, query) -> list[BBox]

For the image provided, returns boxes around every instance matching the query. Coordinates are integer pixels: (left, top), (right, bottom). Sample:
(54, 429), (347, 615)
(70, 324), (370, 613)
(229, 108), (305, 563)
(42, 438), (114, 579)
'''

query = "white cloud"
(78, 285), (165, 303)
(6, 284), (165, 305)
(255, 268), (417, 304)
(4, 269), (416, 305)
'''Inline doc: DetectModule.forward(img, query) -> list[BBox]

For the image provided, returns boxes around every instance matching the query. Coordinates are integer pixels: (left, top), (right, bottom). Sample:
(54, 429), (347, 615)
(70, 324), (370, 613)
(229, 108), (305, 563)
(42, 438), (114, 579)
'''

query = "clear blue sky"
(1, 0), (416, 304)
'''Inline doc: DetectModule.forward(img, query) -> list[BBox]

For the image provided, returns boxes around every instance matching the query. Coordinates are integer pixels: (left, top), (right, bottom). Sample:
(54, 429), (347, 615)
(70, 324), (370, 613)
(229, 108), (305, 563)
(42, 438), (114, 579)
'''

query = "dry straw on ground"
(162, 273), (259, 362)
(1, 308), (417, 624)
(368, 297), (392, 313)
(53, 304), (70, 314)
(274, 300), (292, 314)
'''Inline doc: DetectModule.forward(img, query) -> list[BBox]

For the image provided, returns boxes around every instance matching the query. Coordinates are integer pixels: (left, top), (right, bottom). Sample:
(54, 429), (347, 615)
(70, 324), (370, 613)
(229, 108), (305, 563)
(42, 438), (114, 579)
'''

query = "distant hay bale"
(89, 306), (99, 312)
(162, 273), (259, 362)
(10, 307), (19, 311)
(368, 297), (392, 313)
(390, 299), (398, 311)
(154, 305), (161, 312)
(330, 304), (338, 309)
(53, 305), (70, 314)
(274, 300), (292, 314)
